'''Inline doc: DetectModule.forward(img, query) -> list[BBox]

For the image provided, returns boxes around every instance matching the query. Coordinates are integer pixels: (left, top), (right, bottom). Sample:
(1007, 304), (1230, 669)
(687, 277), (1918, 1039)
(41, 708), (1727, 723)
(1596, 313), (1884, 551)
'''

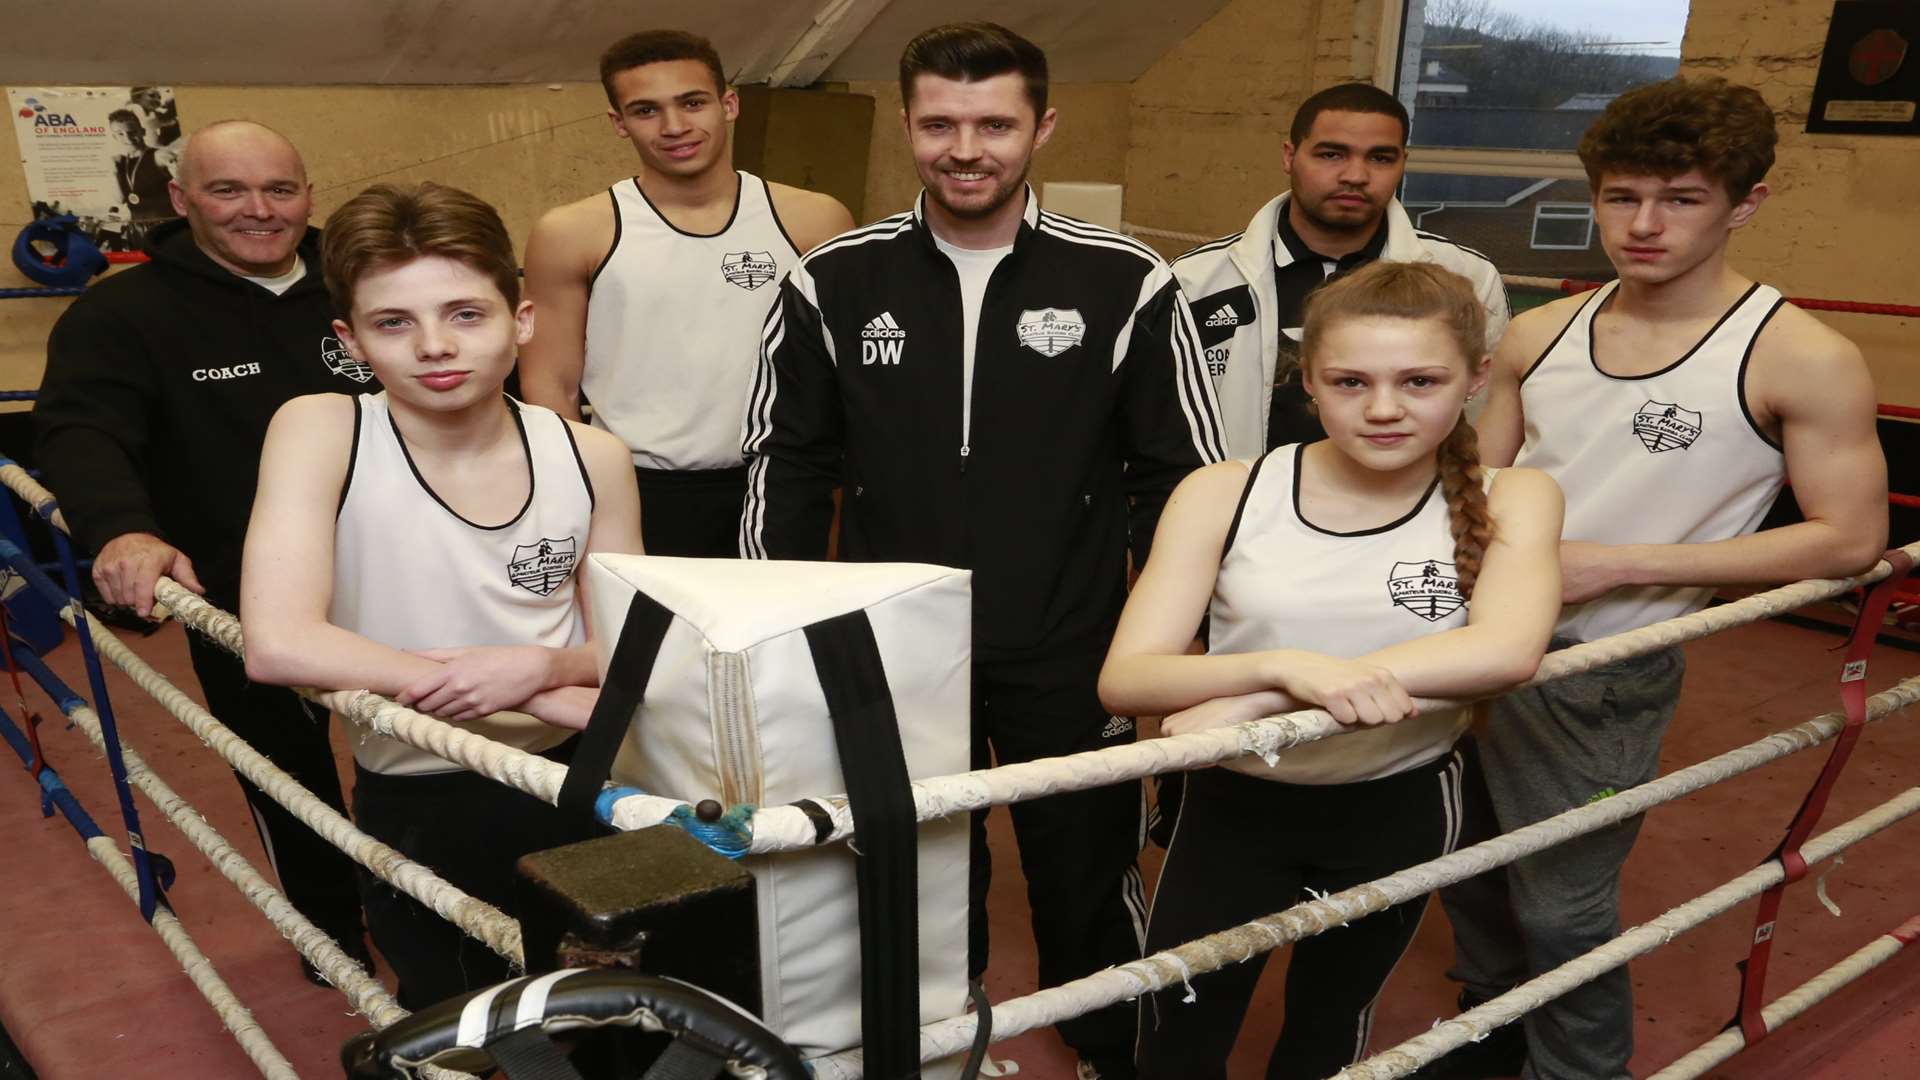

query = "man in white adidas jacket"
(1175, 83), (1509, 458)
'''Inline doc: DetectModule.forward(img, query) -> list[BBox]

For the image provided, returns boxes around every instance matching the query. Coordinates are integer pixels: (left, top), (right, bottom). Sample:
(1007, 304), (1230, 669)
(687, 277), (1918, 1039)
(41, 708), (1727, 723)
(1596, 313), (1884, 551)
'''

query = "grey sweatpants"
(1437, 641), (1685, 1080)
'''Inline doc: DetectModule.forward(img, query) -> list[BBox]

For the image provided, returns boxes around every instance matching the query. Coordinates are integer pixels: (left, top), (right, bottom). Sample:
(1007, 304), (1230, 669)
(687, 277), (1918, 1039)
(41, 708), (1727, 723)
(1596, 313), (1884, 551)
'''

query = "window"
(1530, 203), (1594, 250)
(1394, 0), (1690, 154)
(1380, 1), (1688, 286)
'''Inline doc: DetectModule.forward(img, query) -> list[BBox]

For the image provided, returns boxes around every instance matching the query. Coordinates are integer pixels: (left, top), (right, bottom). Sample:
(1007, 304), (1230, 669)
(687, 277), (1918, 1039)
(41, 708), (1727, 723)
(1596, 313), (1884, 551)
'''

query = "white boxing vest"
(332, 393), (592, 775)
(583, 171), (801, 471)
(1210, 445), (1483, 784)
(1517, 281), (1788, 641)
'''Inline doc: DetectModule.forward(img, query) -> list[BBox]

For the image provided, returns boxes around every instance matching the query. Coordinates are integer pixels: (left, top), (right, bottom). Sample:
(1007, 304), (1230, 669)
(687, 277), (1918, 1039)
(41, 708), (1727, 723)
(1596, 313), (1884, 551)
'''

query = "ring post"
(515, 823), (763, 1017)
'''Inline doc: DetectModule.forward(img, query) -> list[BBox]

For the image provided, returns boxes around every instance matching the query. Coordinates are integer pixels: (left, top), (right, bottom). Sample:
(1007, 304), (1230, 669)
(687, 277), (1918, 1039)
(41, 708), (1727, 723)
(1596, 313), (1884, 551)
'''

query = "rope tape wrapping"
(81, 834), (303, 1079)
(65, 597), (526, 967)
(803, 675), (1920, 1075)
(1648, 912), (1920, 1080)
(1336, 787), (1920, 1079)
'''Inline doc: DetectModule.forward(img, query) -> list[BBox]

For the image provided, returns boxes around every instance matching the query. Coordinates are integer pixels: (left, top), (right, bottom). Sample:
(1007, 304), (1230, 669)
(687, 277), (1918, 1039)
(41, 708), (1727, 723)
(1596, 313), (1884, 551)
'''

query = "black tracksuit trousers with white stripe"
(968, 645), (1146, 1071)
(1136, 751), (1463, 1079)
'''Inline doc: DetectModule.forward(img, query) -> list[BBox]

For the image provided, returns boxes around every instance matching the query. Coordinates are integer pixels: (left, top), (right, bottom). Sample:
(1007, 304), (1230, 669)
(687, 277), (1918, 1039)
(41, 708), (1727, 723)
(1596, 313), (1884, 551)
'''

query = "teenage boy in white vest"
(239, 182), (643, 1007)
(1429, 77), (1888, 1080)
(519, 29), (853, 557)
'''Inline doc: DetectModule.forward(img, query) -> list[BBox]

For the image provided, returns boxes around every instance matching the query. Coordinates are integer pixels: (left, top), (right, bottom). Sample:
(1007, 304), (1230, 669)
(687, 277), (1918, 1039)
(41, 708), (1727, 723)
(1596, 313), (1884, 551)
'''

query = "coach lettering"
(192, 363), (264, 382)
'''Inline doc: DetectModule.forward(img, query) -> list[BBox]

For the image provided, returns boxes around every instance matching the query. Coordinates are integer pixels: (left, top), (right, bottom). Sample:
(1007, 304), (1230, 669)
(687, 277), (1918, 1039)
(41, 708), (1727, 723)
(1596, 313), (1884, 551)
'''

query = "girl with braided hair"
(1099, 260), (1564, 1079)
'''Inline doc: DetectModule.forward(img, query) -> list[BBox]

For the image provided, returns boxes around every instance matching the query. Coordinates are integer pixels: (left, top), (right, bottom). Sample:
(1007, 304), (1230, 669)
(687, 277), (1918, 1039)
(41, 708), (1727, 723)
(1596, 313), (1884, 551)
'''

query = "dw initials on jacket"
(740, 190), (1227, 657)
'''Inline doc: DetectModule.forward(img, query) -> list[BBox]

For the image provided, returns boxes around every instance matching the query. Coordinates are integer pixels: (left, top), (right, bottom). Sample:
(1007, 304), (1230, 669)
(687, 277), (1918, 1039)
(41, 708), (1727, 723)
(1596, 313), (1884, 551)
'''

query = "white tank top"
(1516, 281), (1788, 641)
(1209, 445), (1484, 784)
(582, 171), (801, 470)
(332, 393), (592, 775)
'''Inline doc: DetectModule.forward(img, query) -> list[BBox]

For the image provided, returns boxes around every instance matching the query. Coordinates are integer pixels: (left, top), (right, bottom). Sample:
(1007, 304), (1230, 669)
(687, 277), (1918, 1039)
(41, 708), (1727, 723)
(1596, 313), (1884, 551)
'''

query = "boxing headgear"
(12, 216), (108, 288)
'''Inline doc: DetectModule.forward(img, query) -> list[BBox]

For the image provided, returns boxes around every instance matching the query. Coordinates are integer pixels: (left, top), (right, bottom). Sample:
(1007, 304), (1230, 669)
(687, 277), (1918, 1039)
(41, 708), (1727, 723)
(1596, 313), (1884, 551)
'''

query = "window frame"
(1529, 201), (1596, 250)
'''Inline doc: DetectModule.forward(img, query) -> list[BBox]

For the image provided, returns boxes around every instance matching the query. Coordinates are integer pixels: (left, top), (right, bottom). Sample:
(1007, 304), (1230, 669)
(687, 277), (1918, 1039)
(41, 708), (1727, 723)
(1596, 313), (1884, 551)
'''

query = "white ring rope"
(57, 682), (479, 1080)
(80, 834), (302, 1079)
(64, 595), (526, 965)
(804, 675), (1920, 1075)
(1646, 913), (1920, 1080)
(1336, 787), (1920, 1079)
(55, 683), (406, 1027)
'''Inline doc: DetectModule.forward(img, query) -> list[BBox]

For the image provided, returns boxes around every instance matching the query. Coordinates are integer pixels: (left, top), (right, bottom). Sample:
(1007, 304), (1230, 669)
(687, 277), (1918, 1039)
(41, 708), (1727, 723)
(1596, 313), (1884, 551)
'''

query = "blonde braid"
(1437, 415), (1494, 599)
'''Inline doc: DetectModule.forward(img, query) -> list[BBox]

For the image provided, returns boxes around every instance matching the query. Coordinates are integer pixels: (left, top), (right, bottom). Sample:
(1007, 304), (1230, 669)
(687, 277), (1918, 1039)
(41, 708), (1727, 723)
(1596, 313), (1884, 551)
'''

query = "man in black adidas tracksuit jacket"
(741, 188), (1226, 1070)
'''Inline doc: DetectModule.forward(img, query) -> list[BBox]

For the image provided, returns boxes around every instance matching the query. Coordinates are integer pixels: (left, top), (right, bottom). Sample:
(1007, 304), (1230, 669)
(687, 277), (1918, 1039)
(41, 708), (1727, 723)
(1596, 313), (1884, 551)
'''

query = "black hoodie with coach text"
(33, 219), (380, 609)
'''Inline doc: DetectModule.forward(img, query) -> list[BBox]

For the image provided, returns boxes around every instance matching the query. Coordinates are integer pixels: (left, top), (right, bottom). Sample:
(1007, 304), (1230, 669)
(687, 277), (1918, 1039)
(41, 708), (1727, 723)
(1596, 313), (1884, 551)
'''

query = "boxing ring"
(0, 448), (1917, 1079)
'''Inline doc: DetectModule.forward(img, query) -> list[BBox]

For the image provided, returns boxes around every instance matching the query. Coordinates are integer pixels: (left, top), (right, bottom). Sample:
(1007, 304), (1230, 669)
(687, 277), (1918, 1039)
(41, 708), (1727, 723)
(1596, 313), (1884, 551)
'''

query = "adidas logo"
(1204, 304), (1240, 328)
(861, 312), (906, 365)
(1101, 715), (1135, 739)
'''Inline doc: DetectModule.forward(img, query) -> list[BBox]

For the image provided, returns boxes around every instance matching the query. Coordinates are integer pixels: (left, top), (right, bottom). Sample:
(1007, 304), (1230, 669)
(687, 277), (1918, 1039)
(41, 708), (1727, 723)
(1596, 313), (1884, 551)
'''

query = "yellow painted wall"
(843, 80), (1133, 221)
(0, 79), (1132, 407)
(0, 82), (642, 406)
(1122, 0), (1389, 260)
(1683, 0), (1920, 405)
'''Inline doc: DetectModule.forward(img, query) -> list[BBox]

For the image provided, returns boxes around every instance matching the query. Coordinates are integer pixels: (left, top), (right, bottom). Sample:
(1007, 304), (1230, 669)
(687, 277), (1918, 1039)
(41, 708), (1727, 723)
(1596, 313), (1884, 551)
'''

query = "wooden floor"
(0, 609), (1916, 1079)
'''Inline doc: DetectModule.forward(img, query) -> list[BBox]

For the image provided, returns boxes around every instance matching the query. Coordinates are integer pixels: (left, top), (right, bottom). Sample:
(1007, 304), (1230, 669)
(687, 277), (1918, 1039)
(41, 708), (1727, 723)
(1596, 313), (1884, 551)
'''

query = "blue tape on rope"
(0, 390), (36, 402)
(9, 642), (89, 717)
(667, 802), (756, 860)
(0, 287), (85, 299)
(596, 786), (756, 859)
(0, 704), (104, 840)
(593, 784), (651, 825)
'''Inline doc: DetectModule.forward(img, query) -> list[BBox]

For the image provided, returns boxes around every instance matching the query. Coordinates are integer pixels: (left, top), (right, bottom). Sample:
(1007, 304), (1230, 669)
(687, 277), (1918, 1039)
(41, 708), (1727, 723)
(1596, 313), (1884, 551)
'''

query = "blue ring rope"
(0, 531), (163, 920)
(0, 702), (104, 840)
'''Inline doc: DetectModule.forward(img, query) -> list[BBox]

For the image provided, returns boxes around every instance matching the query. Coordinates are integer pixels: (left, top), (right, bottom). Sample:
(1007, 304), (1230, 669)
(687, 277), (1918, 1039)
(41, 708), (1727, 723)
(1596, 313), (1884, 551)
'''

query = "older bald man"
(35, 120), (374, 978)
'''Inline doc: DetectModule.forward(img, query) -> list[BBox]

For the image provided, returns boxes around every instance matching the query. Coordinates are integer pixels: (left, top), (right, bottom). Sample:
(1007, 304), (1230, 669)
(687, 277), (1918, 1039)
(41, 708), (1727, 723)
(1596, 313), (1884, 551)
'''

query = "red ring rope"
(1540, 277), (1920, 319)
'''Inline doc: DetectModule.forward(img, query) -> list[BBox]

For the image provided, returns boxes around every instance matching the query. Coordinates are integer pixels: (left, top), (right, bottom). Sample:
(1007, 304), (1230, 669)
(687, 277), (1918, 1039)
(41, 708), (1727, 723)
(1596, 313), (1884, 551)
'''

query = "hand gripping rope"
(1733, 547), (1916, 1046)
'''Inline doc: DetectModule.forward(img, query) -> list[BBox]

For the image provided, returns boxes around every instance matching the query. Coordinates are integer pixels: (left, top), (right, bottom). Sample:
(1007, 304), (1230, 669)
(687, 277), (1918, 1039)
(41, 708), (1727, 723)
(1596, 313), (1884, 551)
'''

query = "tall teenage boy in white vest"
(1430, 76), (1887, 1080)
